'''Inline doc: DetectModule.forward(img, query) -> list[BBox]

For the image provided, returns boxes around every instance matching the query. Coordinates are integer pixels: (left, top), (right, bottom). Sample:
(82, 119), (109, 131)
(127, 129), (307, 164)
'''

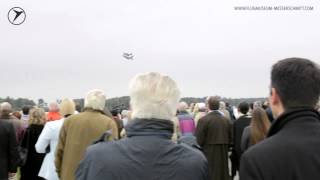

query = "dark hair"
(111, 109), (119, 116)
(271, 58), (320, 109)
(22, 106), (30, 115)
(75, 104), (82, 113)
(207, 96), (220, 110)
(238, 101), (249, 114)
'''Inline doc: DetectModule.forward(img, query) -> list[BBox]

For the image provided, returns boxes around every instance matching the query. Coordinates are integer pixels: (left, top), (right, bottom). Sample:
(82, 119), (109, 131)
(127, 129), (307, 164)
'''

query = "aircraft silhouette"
(13, 9), (24, 22)
(123, 53), (134, 60)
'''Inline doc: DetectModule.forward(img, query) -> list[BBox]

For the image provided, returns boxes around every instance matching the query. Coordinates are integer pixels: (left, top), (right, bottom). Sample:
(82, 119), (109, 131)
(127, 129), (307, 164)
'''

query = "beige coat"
(55, 109), (118, 180)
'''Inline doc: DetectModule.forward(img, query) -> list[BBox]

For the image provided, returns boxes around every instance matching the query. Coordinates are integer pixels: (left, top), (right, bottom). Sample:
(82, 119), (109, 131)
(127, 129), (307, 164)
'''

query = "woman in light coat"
(35, 99), (75, 180)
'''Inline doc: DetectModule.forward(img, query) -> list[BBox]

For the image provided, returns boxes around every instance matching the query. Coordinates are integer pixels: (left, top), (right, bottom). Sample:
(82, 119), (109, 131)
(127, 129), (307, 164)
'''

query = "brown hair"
(250, 108), (271, 145)
(207, 96), (220, 110)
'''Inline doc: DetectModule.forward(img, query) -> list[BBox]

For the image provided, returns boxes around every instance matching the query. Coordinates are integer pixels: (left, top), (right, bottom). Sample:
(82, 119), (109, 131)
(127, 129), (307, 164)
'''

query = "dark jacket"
(240, 126), (251, 152)
(0, 120), (19, 180)
(196, 111), (232, 146)
(76, 119), (208, 180)
(233, 115), (251, 157)
(20, 124), (45, 180)
(240, 108), (320, 180)
(0, 114), (25, 144)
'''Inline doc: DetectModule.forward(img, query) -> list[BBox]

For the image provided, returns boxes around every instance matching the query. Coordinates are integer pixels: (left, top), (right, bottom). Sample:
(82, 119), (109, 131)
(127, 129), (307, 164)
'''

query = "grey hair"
(129, 72), (181, 120)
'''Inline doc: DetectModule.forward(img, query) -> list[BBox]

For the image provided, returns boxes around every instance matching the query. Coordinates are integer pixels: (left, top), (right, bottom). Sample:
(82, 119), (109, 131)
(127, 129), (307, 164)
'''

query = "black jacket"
(0, 120), (19, 180)
(20, 124), (45, 180)
(76, 119), (208, 180)
(240, 108), (320, 180)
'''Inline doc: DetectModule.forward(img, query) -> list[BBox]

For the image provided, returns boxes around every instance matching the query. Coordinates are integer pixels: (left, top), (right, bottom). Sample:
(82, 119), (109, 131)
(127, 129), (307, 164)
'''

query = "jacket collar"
(83, 107), (106, 115)
(125, 118), (174, 139)
(267, 108), (320, 137)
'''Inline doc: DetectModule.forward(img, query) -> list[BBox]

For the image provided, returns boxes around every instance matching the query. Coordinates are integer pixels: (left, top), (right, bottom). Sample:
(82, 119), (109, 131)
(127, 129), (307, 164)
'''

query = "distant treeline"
(1, 96), (267, 112)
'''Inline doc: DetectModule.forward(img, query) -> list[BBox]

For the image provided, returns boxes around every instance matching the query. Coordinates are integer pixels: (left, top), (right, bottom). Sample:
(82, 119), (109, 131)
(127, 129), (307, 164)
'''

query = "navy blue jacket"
(76, 119), (208, 180)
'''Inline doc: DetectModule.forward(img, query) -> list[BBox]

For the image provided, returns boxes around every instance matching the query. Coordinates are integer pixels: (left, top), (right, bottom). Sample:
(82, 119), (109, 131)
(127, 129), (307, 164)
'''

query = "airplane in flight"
(123, 52), (134, 60)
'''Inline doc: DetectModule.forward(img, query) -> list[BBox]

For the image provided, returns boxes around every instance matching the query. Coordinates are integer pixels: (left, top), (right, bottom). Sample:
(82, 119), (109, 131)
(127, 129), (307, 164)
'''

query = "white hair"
(178, 102), (188, 111)
(197, 103), (206, 110)
(0, 102), (12, 112)
(49, 102), (59, 112)
(129, 72), (181, 120)
(84, 89), (106, 111)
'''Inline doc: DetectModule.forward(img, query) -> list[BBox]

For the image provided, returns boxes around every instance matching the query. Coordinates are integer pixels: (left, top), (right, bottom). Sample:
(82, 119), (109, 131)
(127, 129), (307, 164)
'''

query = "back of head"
(271, 57), (320, 110)
(197, 103), (206, 111)
(84, 89), (106, 111)
(250, 108), (271, 145)
(59, 98), (76, 117)
(0, 102), (12, 116)
(22, 106), (30, 115)
(12, 111), (22, 119)
(129, 72), (181, 120)
(253, 101), (262, 110)
(178, 102), (188, 112)
(207, 96), (220, 111)
(29, 107), (46, 125)
(219, 101), (226, 110)
(49, 102), (59, 112)
(238, 101), (249, 115)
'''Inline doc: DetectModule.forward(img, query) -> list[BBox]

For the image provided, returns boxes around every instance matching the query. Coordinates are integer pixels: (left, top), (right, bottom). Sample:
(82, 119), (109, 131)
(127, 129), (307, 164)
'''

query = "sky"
(0, 0), (320, 102)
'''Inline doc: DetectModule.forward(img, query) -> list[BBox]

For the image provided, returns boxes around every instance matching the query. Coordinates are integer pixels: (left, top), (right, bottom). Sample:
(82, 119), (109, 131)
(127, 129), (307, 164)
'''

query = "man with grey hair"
(55, 90), (118, 180)
(76, 72), (208, 180)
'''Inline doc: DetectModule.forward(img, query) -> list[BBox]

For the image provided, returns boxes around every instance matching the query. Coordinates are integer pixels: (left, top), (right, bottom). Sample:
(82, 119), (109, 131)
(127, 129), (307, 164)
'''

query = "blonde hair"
(129, 72), (181, 120)
(59, 98), (75, 117)
(29, 107), (46, 125)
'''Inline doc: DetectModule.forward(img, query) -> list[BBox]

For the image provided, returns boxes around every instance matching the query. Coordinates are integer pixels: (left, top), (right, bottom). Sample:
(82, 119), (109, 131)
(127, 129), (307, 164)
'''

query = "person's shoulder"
(177, 143), (207, 165)
(242, 135), (281, 162)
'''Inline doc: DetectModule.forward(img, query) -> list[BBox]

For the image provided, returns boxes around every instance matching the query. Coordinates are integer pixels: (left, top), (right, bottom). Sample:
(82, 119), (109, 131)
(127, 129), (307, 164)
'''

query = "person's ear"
(270, 88), (280, 106)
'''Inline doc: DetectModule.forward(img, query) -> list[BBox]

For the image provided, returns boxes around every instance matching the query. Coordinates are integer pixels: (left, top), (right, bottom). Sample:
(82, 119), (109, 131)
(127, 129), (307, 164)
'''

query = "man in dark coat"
(196, 96), (232, 180)
(76, 72), (208, 180)
(0, 102), (25, 144)
(230, 101), (251, 178)
(0, 120), (19, 180)
(240, 57), (320, 180)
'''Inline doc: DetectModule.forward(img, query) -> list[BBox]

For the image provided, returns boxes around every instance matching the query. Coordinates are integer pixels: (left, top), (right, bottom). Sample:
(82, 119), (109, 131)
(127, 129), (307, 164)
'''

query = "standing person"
(177, 102), (196, 136)
(20, 108), (46, 180)
(196, 96), (232, 180)
(194, 103), (207, 127)
(35, 99), (76, 180)
(0, 102), (25, 144)
(55, 90), (118, 180)
(76, 72), (208, 180)
(241, 108), (271, 152)
(219, 101), (231, 120)
(47, 102), (61, 121)
(111, 109), (124, 138)
(230, 101), (251, 178)
(0, 120), (19, 180)
(21, 106), (30, 129)
(240, 58), (320, 180)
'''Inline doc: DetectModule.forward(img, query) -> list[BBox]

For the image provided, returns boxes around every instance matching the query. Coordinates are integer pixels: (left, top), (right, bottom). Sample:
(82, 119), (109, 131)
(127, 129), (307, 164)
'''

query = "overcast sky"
(1, 0), (319, 102)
